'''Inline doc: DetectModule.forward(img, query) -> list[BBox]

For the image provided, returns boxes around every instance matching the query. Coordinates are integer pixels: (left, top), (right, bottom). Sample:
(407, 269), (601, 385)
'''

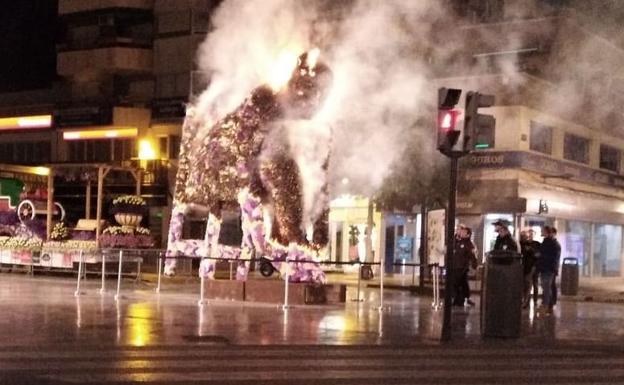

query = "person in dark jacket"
(452, 225), (477, 307)
(492, 219), (518, 252)
(536, 226), (561, 317)
(520, 229), (540, 308)
(549, 227), (560, 310)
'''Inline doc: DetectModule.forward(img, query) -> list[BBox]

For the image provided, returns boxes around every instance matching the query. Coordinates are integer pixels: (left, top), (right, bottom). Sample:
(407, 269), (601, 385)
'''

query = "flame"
(267, 50), (299, 91)
(306, 48), (320, 69)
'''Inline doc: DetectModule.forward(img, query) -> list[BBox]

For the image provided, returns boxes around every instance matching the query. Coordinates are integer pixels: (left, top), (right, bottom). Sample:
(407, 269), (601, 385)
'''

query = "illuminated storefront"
(458, 151), (624, 279)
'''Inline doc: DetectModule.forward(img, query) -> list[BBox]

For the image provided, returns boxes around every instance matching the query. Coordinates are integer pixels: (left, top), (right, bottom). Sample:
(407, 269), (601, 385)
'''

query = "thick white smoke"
(193, 0), (453, 226)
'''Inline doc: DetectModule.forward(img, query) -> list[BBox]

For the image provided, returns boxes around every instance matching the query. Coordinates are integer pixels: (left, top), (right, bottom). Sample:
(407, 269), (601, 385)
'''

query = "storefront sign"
(457, 198), (527, 214)
(0, 114), (52, 130)
(54, 106), (113, 128)
(464, 151), (624, 189)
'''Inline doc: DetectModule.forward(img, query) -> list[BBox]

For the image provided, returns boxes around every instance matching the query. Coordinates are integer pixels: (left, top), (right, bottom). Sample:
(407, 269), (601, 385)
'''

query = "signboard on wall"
(427, 209), (446, 267)
(463, 151), (624, 189)
(396, 236), (413, 261)
(53, 106), (113, 128)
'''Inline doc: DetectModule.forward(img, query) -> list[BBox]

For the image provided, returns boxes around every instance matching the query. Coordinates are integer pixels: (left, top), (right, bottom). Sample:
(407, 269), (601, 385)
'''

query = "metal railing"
(11, 246), (444, 311)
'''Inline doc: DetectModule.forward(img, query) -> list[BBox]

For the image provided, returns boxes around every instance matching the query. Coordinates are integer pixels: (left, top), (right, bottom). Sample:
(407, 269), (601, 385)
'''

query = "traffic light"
(464, 91), (495, 151)
(437, 87), (462, 154)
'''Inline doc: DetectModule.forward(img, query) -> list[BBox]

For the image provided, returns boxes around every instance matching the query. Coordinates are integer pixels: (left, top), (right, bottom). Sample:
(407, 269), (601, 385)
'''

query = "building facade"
(1, 0), (623, 277)
(439, 1), (624, 280)
(0, 0), (220, 246)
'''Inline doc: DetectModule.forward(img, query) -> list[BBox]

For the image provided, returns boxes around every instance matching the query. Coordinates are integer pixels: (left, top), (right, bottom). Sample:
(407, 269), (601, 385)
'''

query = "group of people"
(519, 225), (562, 316)
(450, 219), (562, 317)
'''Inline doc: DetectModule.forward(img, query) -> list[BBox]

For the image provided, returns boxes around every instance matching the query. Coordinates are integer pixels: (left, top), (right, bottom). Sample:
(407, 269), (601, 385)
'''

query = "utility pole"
(436, 87), (496, 342)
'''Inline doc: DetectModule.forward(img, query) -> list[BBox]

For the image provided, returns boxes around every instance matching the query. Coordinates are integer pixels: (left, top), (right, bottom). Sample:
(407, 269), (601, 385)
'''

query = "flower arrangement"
(110, 195), (147, 215)
(100, 225), (154, 249)
(0, 211), (19, 236)
(0, 236), (42, 251)
(50, 222), (71, 241)
(0, 211), (19, 226)
(14, 221), (46, 240)
(348, 225), (360, 246)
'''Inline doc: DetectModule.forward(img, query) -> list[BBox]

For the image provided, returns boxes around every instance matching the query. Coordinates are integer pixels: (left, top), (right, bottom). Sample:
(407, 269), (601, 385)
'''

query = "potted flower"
(110, 195), (147, 230)
(50, 222), (70, 241)
(348, 225), (360, 261)
(100, 225), (154, 249)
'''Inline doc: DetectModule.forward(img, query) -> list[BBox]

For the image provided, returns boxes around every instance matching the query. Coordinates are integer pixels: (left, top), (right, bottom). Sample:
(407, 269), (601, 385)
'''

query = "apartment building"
(438, 0), (624, 280)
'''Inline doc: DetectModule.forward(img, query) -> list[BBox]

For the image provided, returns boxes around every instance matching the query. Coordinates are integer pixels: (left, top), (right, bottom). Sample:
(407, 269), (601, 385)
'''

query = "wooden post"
(85, 180), (92, 219)
(95, 167), (104, 247)
(135, 169), (141, 195)
(46, 169), (54, 241)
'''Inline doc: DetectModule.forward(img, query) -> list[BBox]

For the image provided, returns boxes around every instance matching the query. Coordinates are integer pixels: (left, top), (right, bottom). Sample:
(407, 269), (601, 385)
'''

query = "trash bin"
(560, 258), (579, 296)
(480, 250), (523, 338)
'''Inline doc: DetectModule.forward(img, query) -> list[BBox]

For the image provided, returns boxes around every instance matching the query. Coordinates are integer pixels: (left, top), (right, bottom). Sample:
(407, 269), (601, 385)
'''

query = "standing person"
(452, 225), (476, 307)
(536, 226), (561, 317)
(463, 226), (478, 306)
(549, 227), (560, 311)
(520, 229), (540, 308)
(492, 219), (518, 252)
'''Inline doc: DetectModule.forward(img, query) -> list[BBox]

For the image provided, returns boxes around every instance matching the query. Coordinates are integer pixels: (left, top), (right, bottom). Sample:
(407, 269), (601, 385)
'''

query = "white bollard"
(282, 262), (290, 310)
(432, 264), (441, 310)
(156, 253), (162, 293)
(352, 262), (363, 302)
(74, 250), (84, 297)
(378, 261), (385, 311)
(114, 250), (123, 301)
(198, 258), (207, 306)
(198, 274), (207, 306)
(99, 252), (106, 294)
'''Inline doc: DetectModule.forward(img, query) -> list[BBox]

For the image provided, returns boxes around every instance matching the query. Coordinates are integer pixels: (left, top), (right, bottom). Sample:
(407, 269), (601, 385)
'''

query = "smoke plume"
(193, 0), (623, 222)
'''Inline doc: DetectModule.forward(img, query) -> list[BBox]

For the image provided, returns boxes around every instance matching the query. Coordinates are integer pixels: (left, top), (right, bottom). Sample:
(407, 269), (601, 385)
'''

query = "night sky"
(0, 0), (58, 92)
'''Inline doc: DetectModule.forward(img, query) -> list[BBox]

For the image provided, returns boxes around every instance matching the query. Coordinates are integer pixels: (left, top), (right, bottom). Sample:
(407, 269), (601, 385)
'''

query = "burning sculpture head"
(278, 49), (332, 119)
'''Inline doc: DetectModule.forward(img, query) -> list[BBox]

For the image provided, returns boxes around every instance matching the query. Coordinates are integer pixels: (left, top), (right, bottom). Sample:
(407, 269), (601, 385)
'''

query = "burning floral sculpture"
(165, 50), (332, 283)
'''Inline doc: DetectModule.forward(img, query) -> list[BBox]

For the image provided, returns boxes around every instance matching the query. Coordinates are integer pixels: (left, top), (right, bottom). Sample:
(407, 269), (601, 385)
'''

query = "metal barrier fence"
(66, 248), (444, 311)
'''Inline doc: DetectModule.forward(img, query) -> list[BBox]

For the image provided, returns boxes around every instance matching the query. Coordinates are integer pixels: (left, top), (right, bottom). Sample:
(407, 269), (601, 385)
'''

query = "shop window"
(593, 224), (622, 277)
(156, 11), (190, 35)
(69, 139), (130, 162)
(563, 133), (589, 164)
(169, 135), (181, 159)
(0, 143), (11, 162)
(599, 144), (620, 173)
(112, 139), (135, 161)
(159, 137), (168, 157)
(529, 121), (552, 155)
(561, 220), (592, 277)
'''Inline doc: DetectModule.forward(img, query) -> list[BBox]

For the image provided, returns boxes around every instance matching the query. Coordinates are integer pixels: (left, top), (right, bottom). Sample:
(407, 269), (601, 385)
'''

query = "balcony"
(59, 0), (154, 15)
(57, 47), (153, 77)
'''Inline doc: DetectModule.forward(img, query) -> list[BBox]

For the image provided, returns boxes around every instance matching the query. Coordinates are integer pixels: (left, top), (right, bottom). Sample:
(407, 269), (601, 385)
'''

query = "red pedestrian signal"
(437, 88), (462, 154)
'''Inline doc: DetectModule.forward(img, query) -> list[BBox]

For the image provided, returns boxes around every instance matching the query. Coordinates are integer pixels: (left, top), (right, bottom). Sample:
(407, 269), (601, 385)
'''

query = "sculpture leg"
(199, 212), (221, 280)
(238, 188), (264, 280)
(164, 206), (185, 276)
(260, 154), (306, 246)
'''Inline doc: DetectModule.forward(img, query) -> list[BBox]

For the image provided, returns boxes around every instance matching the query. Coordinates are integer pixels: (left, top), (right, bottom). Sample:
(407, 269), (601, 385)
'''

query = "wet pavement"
(2, 273), (624, 346)
(2, 273), (624, 384)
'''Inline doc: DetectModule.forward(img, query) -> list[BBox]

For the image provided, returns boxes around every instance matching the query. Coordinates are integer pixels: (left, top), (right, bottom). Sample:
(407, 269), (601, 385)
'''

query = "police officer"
(452, 224), (477, 306)
(492, 219), (518, 252)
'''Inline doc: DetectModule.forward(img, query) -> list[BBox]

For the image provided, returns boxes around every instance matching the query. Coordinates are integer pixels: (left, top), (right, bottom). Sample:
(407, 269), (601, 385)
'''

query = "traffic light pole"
(437, 87), (494, 342)
(441, 152), (462, 342)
